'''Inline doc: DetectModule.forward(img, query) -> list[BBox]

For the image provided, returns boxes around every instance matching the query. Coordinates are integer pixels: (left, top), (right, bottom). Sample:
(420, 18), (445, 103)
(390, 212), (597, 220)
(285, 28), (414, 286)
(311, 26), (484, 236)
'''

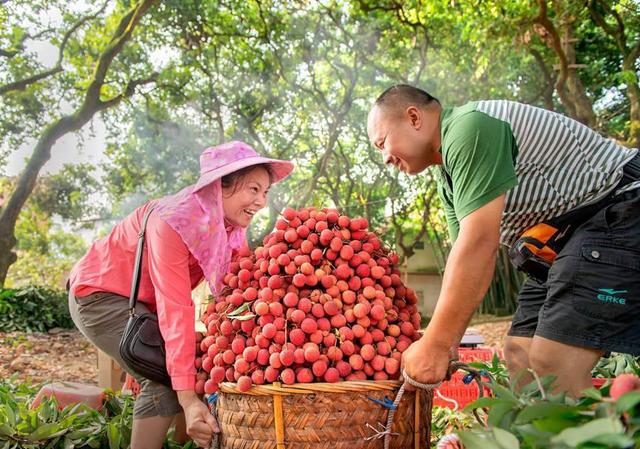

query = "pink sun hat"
(193, 141), (294, 192)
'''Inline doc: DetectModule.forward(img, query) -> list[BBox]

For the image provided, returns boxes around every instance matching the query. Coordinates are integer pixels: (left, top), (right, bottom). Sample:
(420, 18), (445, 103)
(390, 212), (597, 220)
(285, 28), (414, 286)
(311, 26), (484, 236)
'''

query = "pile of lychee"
(194, 207), (422, 393)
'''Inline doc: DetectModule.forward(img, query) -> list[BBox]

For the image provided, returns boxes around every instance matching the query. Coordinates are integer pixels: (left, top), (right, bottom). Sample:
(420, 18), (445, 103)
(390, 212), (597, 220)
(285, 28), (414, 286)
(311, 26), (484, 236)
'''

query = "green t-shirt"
(437, 102), (519, 241)
(436, 100), (637, 246)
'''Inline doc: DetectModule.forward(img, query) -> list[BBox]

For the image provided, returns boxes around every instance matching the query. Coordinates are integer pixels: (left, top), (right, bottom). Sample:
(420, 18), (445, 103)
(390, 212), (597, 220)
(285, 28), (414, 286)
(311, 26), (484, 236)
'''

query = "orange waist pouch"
(508, 222), (567, 283)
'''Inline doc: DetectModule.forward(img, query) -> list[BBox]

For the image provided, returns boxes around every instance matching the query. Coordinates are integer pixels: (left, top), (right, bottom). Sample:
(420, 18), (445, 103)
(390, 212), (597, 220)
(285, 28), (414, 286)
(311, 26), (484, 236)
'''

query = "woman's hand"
(177, 390), (219, 447)
(401, 337), (450, 390)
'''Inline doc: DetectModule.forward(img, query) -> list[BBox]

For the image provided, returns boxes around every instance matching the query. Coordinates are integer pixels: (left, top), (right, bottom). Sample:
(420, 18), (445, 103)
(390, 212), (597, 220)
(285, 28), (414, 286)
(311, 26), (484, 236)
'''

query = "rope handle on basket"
(370, 361), (488, 449)
(207, 394), (221, 449)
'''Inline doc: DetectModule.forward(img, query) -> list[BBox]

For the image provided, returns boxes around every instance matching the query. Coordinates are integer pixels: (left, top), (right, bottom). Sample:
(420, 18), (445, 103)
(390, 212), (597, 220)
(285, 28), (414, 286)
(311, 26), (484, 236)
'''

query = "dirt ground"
(0, 328), (99, 385)
(469, 316), (512, 349)
(0, 318), (512, 386)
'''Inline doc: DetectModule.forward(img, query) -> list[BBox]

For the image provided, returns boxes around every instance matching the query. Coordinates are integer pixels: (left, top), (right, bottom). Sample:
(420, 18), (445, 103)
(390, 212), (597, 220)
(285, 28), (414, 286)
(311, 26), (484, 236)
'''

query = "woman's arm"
(146, 214), (219, 445)
(145, 214), (198, 391)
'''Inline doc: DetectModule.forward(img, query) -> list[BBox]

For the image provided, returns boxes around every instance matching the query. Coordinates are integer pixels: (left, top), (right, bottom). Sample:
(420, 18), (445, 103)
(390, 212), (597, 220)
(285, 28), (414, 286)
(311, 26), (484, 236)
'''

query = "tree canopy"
(1, 0), (638, 293)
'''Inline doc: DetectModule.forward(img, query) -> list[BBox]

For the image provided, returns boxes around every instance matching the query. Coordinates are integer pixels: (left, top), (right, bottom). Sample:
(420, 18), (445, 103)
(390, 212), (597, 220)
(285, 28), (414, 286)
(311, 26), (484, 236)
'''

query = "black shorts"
(508, 187), (640, 355)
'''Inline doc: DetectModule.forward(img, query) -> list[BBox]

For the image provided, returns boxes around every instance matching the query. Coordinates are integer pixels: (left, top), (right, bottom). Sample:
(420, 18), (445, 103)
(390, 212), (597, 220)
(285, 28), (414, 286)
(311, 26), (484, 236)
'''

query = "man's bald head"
(373, 84), (440, 118)
(367, 84), (443, 175)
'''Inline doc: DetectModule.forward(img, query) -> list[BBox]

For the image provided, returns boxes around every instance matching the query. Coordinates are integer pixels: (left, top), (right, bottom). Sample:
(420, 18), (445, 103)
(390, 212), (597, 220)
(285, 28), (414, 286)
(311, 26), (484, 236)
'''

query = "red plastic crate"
(434, 347), (498, 409)
(434, 372), (492, 409)
(592, 377), (609, 389)
(31, 382), (106, 411)
(434, 350), (609, 409)
(122, 373), (141, 397)
(456, 347), (497, 363)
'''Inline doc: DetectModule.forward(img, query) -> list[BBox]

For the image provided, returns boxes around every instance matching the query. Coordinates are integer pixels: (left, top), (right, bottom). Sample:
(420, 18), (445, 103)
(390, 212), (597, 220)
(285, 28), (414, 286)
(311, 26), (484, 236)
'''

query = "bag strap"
(622, 151), (640, 182)
(128, 205), (156, 314)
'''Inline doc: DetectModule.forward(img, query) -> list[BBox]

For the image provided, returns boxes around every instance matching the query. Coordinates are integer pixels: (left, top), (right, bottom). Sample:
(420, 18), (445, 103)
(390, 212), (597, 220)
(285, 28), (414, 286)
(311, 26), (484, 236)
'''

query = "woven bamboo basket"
(215, 379), (432, 449)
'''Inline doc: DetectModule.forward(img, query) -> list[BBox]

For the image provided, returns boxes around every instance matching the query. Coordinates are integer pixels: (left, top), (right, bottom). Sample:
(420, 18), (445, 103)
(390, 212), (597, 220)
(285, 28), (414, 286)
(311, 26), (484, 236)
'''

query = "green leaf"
(40, 401), (52, 422)
(514, 403), (583, 424)
(619, 70), (638, 85)
(62, 437), (74, 449)
(26, 422), (67, 441)
(65, 428), (93, 439)
(1, 405), (15, 427)
(487, 402), (518, 428)
(464, 397), (505, 410)
(492, 427), (520, 449)
(551, 417), (624, 446)
(514, 423), (553, 446)
(587, 433), (635, 448)
(227, 303), (249, 317)
(487, 383), (520, 402)
(518, 375), (557, 397)
(615, 391), (640, 413)
(532, 417), (584, 434)
(459, 430), (504, 449)
(107, 421), (121, 449)
(580, 387), (604, 402)
(0, 424), (14, 437)
(230, 313), (256, 321)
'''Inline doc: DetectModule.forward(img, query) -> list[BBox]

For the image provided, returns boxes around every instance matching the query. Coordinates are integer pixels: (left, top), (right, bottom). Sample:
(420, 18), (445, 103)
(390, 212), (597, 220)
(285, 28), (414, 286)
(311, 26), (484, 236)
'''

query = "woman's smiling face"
(221, 165), (271, 228)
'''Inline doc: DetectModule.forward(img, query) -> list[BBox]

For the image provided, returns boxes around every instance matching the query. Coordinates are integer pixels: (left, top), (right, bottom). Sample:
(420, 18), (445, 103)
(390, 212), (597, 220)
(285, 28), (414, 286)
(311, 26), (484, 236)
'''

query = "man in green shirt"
(367, 84), (640, 396)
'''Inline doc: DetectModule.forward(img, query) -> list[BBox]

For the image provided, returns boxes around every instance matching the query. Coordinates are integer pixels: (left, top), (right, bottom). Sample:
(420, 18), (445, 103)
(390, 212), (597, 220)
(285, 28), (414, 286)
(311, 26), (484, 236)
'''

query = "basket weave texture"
(216, 380), (433, 449)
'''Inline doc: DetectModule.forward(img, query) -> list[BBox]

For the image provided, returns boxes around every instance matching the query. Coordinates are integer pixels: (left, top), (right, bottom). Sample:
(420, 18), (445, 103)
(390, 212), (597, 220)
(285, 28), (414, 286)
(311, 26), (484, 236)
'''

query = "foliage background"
(1, 0), (638, 313)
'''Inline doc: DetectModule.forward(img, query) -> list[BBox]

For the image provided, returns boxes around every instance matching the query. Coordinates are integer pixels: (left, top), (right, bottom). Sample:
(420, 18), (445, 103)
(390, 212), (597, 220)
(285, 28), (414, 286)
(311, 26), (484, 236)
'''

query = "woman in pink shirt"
(68, 141), (293, 448)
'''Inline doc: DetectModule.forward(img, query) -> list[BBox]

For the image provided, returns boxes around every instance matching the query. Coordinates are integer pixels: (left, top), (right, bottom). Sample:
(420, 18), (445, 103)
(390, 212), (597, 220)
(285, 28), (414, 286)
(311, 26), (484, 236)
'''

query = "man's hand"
(401, 337), (450, 390)
(177, 390), (219, 447)
(402, 195), (505, 391)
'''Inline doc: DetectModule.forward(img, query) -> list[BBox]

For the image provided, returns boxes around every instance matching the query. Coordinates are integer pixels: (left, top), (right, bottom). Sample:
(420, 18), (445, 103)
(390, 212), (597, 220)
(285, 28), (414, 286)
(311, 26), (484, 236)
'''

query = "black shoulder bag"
(119, 207), (172, 387)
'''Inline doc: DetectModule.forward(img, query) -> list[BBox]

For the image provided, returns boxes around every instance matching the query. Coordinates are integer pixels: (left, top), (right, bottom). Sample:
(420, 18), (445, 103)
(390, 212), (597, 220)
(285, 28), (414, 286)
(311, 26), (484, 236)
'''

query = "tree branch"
(0, 48), (18, 58)
(527, 47), (556, 109)
(83, 0), (155, 112)
(629, 40), (640, 66)
(0, 1), (109, 95)
(532, 0), (576, 117)
(0, 26), (58, 59)
(0, 67), (64, 95)
(99, 75), (158, 110)
(587, 0), (625, 51)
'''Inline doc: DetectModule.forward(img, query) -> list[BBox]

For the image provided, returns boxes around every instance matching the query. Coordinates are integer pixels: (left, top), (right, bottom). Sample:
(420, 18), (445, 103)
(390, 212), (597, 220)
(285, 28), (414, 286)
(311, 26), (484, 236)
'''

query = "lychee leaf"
(587, 433), (635, 448)
(492, 427), (520, 449)
(531, 417), (578, 434)
(580, 386), (603, 402)
(514, 403), (582, 424)
(227, 303), (249, 317)
(551, 417), (624, 446)
(231, 314), (256, 321)
(0, 424), (14, 437)
(615, 391), (640, 413)
(459, 430), (503, 449)
(463, 396), (504, 410)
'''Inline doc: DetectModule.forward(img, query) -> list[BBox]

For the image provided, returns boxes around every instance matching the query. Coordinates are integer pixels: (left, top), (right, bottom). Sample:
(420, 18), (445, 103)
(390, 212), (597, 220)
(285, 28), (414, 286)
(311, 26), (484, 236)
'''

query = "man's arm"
(401, 193), (504, 384)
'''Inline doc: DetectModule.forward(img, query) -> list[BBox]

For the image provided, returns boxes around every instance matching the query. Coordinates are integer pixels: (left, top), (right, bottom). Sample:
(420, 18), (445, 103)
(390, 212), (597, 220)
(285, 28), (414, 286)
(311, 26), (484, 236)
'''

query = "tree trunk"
(0, 116), (81, 286)
(623, 57), (640, 149)
(529, 48), (556, 110)
(586, 0), (640, 147)
(0, 0), (157, 287)
(560, 23), (597, 127)
(534, 0), (596, 126)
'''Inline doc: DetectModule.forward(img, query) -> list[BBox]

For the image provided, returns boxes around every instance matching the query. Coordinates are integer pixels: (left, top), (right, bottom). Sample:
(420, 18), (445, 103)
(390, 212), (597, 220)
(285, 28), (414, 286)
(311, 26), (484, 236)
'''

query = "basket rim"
(218, 379), (404, 396)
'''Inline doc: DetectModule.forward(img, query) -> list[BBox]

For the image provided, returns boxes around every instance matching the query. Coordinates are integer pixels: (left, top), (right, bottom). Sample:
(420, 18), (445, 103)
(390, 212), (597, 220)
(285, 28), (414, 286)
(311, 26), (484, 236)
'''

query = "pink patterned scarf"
(152, 141), (293, 293)
(154, 180), (245, 294)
